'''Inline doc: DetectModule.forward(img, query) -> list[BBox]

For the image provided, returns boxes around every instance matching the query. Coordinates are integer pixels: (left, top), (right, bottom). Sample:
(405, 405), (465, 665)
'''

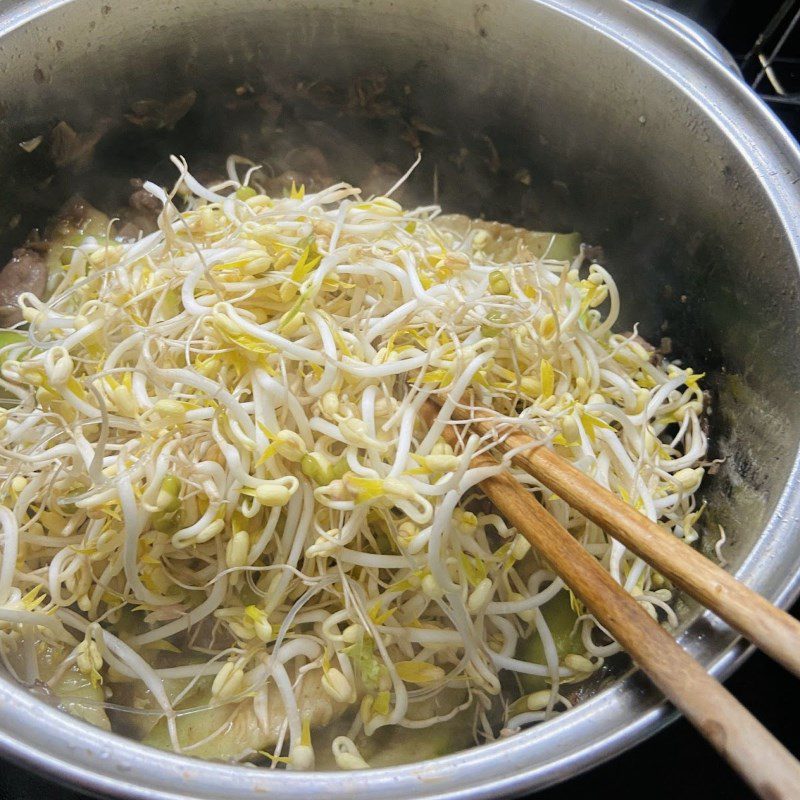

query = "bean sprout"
(0, 160), (708, 768)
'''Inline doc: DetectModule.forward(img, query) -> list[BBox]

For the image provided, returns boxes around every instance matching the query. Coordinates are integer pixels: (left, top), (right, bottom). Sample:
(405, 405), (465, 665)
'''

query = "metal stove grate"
(741, 0), (800, 107)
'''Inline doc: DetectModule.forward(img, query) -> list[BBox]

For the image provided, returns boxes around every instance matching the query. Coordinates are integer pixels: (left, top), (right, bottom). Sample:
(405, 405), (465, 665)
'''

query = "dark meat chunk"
(346, 71), (398, 120)
(116, 180), (163, 239)
(0, 248), (47, 326)
(49, 195), (93, 236)
(361, 162), (403, 199)
(49, 120), (112, 170)
(283, 146), (330, 179)
(2, 195), (114, 323)
(259, 146), (333, 195)
(125, 90), (197, 131)
(129, 187), (162, 216)
(256, 93), (283, 125)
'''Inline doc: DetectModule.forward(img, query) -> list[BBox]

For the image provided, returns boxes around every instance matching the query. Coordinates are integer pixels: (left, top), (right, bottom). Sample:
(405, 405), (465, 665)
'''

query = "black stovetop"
(2, 2), (799, 799)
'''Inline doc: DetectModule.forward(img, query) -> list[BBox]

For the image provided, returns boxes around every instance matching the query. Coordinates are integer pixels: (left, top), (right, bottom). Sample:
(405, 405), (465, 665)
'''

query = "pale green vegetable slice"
(53, 667), (111, 731)
(0, 331), (26, 361)
(312, 689), (476, 769)
(142, 670), (345, 760)
(516, 591), (581, 692)
(437, 215), (581, 262)
(38, 645), (111, 731)
(356, 710), (475, 768)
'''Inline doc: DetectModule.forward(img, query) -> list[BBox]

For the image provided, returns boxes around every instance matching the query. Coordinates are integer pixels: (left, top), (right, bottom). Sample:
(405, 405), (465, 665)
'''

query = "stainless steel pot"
(1, 1), (799, 797)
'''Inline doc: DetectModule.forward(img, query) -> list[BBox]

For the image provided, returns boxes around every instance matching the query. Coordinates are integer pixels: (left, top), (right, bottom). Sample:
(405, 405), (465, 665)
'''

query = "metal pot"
(1, 1), (799, 797)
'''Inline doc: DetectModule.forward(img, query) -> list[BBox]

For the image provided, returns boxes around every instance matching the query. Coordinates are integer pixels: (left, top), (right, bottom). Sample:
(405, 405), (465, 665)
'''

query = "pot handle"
(633, 1), (743, 78)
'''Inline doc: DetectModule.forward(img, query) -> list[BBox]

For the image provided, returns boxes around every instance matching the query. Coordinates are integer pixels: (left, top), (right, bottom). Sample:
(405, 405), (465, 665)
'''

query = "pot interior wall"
(0, 0), (798, 721)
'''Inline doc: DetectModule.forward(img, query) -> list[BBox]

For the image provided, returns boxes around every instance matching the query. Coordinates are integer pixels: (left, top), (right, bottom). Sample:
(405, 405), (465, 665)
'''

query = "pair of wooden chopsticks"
(421, 399), (800, 799)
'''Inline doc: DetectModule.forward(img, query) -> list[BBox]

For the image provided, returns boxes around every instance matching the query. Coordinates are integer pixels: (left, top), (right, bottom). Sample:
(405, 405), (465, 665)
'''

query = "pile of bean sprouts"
(0, 156), (708, 769)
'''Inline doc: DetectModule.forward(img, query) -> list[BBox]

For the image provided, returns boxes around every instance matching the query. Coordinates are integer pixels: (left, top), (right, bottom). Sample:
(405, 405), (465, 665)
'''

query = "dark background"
(2, 1), (799, 798)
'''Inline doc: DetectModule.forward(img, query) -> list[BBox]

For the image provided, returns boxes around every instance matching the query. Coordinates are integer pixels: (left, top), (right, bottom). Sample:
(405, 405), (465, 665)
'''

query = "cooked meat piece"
(0, 196), (104, 325)
(49, 195), (93, 236)
(49, 119), (112, 169)
(116, 181), (163, 238)
(283, 146), (331, 180)
(0, 248), (47, 326)
(115, 222), (143, 240)
(129, 186), (162, 216)
(256, 93), (283, 125)
(125, 90), (197, 131)
(259, 147), (333, 195)
(361, 162), (403, 198)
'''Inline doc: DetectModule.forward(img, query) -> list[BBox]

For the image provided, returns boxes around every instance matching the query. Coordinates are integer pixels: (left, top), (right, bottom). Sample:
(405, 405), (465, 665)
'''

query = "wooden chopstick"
(438, 401), (800, 679)
(421, 401), (800, 799)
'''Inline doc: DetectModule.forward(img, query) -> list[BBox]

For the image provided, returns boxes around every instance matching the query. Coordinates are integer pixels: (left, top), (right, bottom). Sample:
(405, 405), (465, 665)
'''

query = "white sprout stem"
(0, 507), (19, 605)
(0, 160), (708, 764)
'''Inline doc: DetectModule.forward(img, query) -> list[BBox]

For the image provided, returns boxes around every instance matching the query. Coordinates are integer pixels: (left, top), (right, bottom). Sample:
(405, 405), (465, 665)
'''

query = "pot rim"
(1, 1), (799, 798)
